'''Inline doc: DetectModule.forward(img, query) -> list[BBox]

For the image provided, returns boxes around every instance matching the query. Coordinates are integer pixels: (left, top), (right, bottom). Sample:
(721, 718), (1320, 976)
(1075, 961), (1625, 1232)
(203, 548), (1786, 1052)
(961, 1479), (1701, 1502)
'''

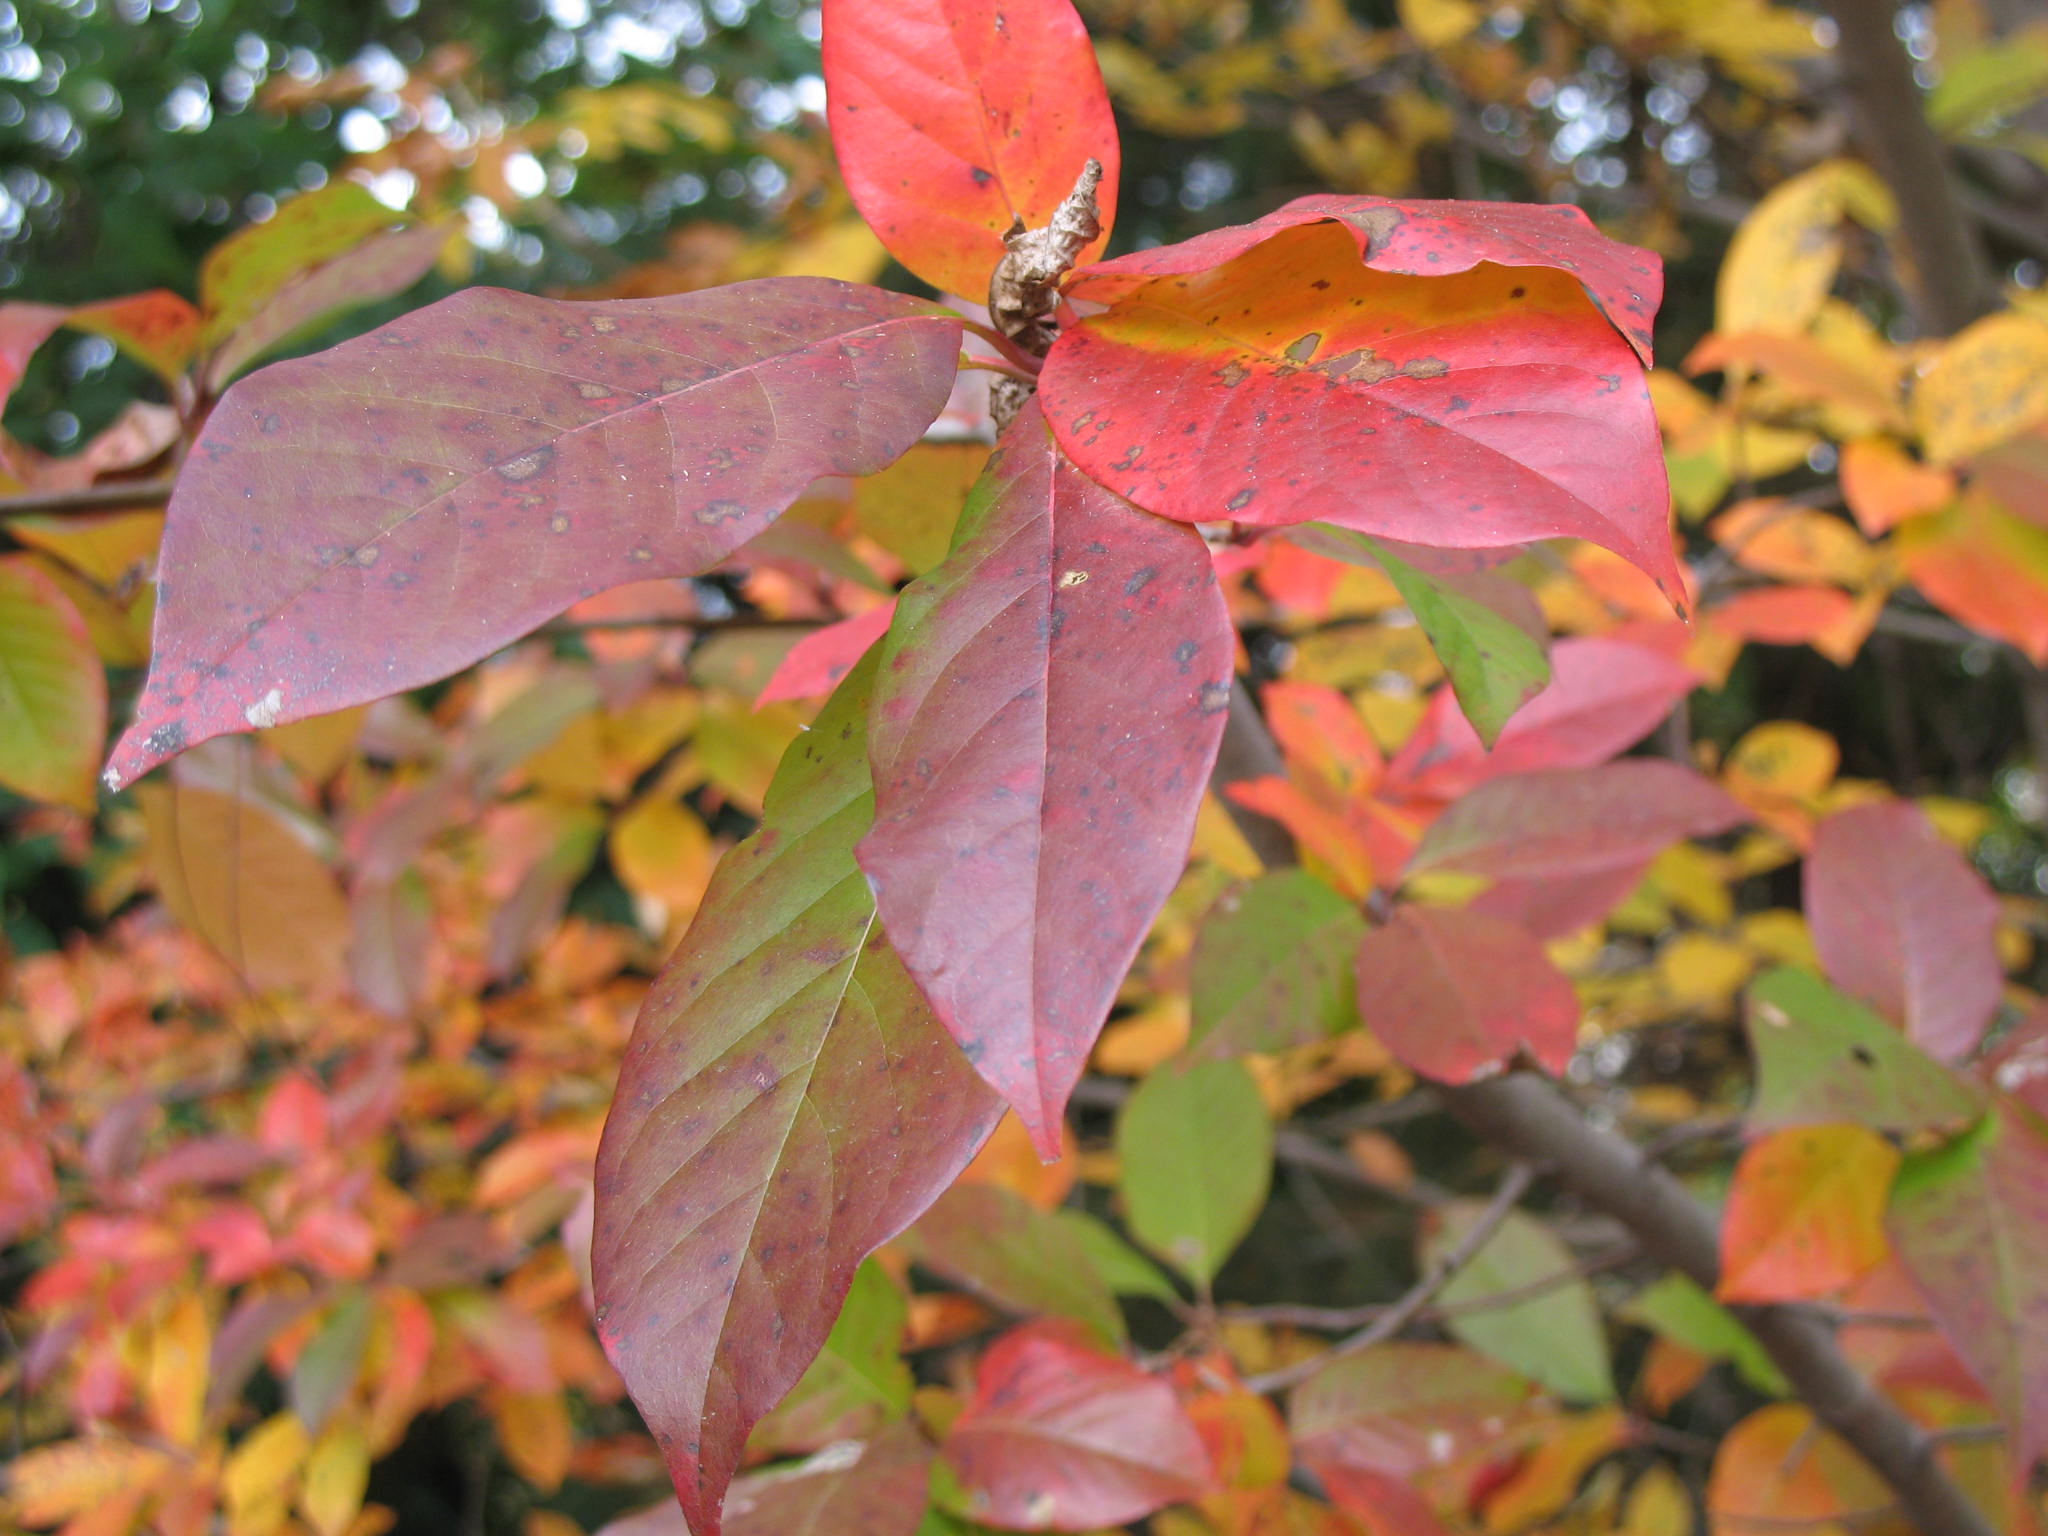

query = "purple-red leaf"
(759, 601), (896, 705)
(106, 280), (960, 789)
(858, 400), (1234, 1156)
(598, 1424), (935, 1536)
(1355, 904), (1580, 1082)
(1889, 1100), (2048, 1468)
(593, 656), (1001, 1536)
(1042, 222), (1680, 600)
(823, 0), (1119, 298)
(1806, 801), (2003, 1062)
(944, 1320), (1210, 1529)
(1064, 194), (1662, 365)
(1407, 761), (1748, 882)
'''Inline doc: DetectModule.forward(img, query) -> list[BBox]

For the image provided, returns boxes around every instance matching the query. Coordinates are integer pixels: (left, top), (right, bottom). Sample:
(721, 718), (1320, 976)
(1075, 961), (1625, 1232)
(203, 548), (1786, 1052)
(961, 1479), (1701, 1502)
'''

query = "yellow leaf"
(1914, 309), (2048, 464)
(145, 1294), (211, 1447)
(1658, 933), (1755, 1015)
(1482, 1407), (1632, 1533)
(1623, 1464), (1696, 1536)
(263, 706), (367, 784)
(1398, 0), (1483, 49)
(299, 1420), (371, 1536)
(525, 1514), (585, 1536)
(744, 216), (890, 285)
(5, 1440), (173, 1525)
(1716, 162), (1894, 337)
(1649, 842), (1736, 928)
(853, 442), (987, 576)
(1725, 722), (1839, 804)
(608, 797), (716, 916)
(1737, 910), (1818, 969)
(224, 1413), (310, 1536)
(491, 1390), (573, 1493)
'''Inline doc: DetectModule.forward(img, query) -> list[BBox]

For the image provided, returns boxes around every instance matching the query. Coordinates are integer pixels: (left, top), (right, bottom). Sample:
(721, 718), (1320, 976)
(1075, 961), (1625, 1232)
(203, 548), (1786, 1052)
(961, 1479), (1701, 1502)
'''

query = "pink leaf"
(106, 280), (960, 789)
(945, 1321), (1211, 1529)
(1408, 761), (1749, 882)
(759, 601), (896, 704)
(594, 658), (1000, 1536)
(1806, 801), (2003, 1062)
(858, 400), (1234, 1156)
(1384, 636), (1699, 803)
(1355, 905), (1580, 1081)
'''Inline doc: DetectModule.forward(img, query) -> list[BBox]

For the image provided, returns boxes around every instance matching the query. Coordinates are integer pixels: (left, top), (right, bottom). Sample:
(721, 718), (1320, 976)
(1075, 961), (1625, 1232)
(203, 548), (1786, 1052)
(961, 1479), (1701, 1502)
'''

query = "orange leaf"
(1707, 1405), (1893, 1536)
(1719, 1126), (1898, 1303)
(1839, 438), (1953, 536)
(1896, 493), (2048, 663)
(6, 1440), (174, 1525)
(492, 1389), (574, 1493)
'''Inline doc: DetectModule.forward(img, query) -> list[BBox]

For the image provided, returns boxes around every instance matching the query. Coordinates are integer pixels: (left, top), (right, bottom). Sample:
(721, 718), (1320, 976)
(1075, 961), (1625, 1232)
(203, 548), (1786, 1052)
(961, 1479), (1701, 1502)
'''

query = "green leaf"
(1746, 968), (1985, 1135)
(1187, 870), (1365, 1059)
(0, 556), (105, 812)
(1362, 536), (1551, 746)
(199, 181), (407, 349)
(1116, 1059), (1272, 1287)
(749, 1259), (912, 1457)
(1049, 1210), (1181, 1303)
(1619, 1274), (1789, 1397)
(290, 1288), (372, 1434)
(907, 1184), (1125, 1346)
(1425, 1205), (1615, 1402)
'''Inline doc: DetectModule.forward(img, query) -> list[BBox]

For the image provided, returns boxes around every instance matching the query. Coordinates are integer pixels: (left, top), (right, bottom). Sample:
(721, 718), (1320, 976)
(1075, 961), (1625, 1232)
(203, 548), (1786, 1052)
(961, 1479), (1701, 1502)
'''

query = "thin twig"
(1243, 1162), (1535, 1394)
(0, 477), (178, 518)
(1223, 1241), (1637, 1332)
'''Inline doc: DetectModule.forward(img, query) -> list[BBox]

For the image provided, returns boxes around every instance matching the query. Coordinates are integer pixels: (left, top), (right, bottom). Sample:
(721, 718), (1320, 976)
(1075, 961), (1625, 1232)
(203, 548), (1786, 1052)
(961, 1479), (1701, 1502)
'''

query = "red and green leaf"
(1354, 904), (1580, 1082)
(592, 657), (1001, 1536)
(858, 400), (1234, 1156)
(1042, 222), (1680, 598)
(1888, 1101), (2048, 1468)
(1717, 1126), (1898, 1303)
(822, 0), (1119, 297)
(906, 1182), (1126, 1346)
(1805, 800), (2003, 1063)
(943, 1320), (1210, 1529)
(107, 279), (960, 788)
(1188, 870), (1366, 1058)
(0, 555), (107, 812)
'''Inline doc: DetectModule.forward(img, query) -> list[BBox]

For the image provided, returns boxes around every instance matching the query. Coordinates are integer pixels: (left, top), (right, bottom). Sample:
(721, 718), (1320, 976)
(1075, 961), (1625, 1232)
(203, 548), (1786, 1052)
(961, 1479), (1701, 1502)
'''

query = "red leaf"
(1888, 1101), (2048, 1468)
(0, 301), (70, 415)
(1384, 636), (1698, 803)
(1465, 860), (1649, 942)
(1064, 194), (1662, 365)
(944, 1320), (1211, 1529)
(758, 600), (896, 704)
(1805, 801), (2003, 1062)
(1355, 905), (1580, 1081)
(1407, 761), (1748, 882)
(1042, 222), (1680, 600)
(823, 0), (1119, 297)
(106, 280), (960, 789)
(727, 1423), (933, 1536)
(859, 400), (1233, 1156)
(593, 658), (1001, 1536)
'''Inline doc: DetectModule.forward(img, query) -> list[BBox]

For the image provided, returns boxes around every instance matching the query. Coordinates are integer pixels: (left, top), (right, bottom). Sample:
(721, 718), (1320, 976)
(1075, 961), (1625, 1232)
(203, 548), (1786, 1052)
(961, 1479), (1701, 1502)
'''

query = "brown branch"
(1211, 697), (1999, 1536)
(0, 478), (178, 519)
(1243, 1162), (1536, 1394)
(1814, 0), (1998, 334)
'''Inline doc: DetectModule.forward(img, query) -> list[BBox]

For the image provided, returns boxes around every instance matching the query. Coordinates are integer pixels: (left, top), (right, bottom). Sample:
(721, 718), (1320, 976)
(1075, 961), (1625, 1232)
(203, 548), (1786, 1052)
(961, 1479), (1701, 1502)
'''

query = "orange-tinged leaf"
(607, 797), (716, 915)
(492, 1390), (574, 1493)
(1896, 493), (2048, 662)
(69, 290), (202, 384)
(1479, 1407), (1632, 1533)
(1839, 438), (1954, 535)
(821, 0), (1119, 296)
(5, 1440), (174, 1525)
(1263, 681), (1384, 797)
(1914, 310), (2048, 465)
(1714, 162), (1892, 338)
(1044, 223), (1681, 601)
(224, 1413), (311, 1536)
(1717, 1126), (1898, 1303)
(0, 554), (106, 811)
(1706, 585), (1859, 650)
(4, 507), (165, 587)
(955, 1109), (1080, 1210)
(139, 782), (352, 995)
(1684, 331), (1904, 430)
(145, 1294), (212, 1447)
(1706, 1405), (1893, 1536)
(299, 1420), (372, 1536)
(1707, 500), (1876, 587)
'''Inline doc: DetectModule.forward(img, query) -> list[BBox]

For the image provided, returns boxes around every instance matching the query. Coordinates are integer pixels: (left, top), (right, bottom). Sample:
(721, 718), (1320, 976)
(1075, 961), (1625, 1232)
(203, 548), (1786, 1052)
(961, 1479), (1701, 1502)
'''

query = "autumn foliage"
(5, 2), (2048, 1536)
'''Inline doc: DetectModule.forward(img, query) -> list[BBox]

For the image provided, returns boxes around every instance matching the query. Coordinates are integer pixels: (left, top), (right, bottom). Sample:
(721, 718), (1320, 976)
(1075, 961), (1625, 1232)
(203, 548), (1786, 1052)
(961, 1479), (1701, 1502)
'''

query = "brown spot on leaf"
(1227, 488), (1256, 511)
(1199, 681), (1232, 714)
(495, 446), (555, 482)
(1217, 359), (1250, 388)
(1283, 332), (1322, 363)
(1402, 356), (1449, 379)
(1059, 569), (1089, 587)
(694, 500), (746, 526)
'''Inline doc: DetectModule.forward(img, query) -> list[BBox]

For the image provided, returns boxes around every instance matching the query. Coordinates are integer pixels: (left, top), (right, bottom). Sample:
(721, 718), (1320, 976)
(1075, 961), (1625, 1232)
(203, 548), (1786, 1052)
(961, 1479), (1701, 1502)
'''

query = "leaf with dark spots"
(1188, 870), (1365, 1059)
(857, 399), (1234, 1157)
(1805, 800), (2003, 1063)
(822, 0), (1119, 296)
(1888, 1099), (2048, 1469)
(1745, 967), (1985, 1136)
(1063, 192), (1663, 365)
(1407, 760), (1748, 882)
(105, 279), (960, 789)
(1355, 904), (1580, 1083)
(1042, 223), (1681, 601)
(592, 655), (1001, 1536)
(943, 1320), (1211, 1530)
